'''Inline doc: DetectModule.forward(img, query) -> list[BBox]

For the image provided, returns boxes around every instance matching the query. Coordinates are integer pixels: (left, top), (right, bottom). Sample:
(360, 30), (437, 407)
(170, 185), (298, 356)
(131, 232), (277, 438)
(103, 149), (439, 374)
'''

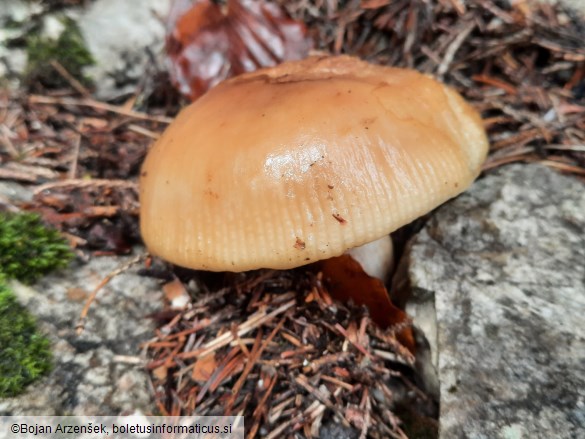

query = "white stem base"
(346, 235), (394, 283)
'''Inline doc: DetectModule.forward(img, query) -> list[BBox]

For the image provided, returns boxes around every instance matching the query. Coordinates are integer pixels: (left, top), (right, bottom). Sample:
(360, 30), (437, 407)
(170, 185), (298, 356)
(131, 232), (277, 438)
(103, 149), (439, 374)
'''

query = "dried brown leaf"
(166, 0), (313, 100)
(319, 254), (415, 352)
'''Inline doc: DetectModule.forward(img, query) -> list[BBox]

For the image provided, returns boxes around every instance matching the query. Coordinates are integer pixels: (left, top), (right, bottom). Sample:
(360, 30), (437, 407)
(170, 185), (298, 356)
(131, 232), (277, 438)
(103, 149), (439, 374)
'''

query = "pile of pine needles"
(0, 1), (584, 437)
(146, 268), (421, 438)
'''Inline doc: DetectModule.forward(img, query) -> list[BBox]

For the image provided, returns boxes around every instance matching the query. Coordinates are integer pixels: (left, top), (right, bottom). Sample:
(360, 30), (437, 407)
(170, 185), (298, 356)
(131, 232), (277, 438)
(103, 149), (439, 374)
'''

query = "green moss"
(0, 212), (73, 284)
(0, 279), (52, 398)
(0, 213), (72, 397)
(25, 16), (94, 88)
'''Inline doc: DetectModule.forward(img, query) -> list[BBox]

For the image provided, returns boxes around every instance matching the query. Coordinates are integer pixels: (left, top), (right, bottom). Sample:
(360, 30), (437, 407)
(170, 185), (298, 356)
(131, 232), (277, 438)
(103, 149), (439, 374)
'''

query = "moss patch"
(25, 16), (94, 89)
(0, 212), (73, 284)
(0, 212), (73, 397)
(0, 280), (52, 398)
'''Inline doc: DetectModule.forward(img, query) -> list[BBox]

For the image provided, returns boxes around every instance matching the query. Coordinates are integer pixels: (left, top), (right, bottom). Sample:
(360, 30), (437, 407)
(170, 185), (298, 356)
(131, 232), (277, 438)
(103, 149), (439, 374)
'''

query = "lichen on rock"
(24, 15), (94, 89)
(1, 1), (95, 89)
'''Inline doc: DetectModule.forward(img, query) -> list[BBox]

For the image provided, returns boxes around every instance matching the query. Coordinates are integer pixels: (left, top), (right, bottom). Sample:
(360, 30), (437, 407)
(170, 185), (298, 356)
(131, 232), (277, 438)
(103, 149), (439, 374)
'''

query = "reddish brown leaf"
(166, 0), (313, 100)
(319, 254), (415, 352)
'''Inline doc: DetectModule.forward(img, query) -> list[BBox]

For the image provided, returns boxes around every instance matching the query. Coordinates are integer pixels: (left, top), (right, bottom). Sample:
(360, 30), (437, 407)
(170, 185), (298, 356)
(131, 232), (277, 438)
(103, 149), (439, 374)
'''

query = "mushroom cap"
(140, 55), (489, 271)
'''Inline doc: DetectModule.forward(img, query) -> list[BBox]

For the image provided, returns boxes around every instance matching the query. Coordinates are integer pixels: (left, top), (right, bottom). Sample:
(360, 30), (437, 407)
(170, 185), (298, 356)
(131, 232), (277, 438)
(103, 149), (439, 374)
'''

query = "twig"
(544, 144), (585, 153)
(128, 123), (161, 140)
(437, 20), (475, 77)
(34, 178), (137, 195)
(28, 95), (173, 124)
(76, 253), (145, 335)
(540, 159), (585, 176)
(359, 388), (372, 439)
(333, 323), (375, 359)
(472, 74), (518, 95)
(49, 60), (92, 98)
(294, 374), (351, 427)
(231, 316), (287, 397)
(68, 131), (82, 179)
(320, 374), (354, 391)
(179, 299), (296, 359)
(0, 167), (38, 182)
(112, 355), (144, 364)
(248, 374), (278, 439)
(0, 125), (19, 158)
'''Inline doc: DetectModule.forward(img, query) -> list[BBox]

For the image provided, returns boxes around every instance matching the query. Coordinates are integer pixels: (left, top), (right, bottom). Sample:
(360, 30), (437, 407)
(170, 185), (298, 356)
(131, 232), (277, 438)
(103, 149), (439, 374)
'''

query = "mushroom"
(139, 55), (488, 281)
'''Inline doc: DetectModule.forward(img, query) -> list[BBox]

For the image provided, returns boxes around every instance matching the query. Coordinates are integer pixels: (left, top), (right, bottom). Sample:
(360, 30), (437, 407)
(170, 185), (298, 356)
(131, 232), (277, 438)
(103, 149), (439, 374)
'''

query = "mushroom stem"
(346, 235), (394, 283)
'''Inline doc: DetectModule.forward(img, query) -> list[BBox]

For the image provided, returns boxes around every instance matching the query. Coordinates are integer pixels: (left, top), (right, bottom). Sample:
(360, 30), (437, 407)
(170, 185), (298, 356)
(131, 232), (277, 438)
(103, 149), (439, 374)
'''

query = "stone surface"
(0, 0), (171, 98)
(0, 0), (38, 82)
(2, 0), (583, 97)
(77, 0), (171, 99)
(406, 164), (585, 438)
(0, 253), (163, 415)
(0, 181), (33, 205)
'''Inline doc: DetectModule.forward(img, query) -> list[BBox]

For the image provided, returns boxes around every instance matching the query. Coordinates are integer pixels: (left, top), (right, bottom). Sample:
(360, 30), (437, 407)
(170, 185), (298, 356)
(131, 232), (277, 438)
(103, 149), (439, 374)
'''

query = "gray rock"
(77, 0), (171, 99)
(406, 164), (585, 438)
(0, 0), (38, 83)
(0, 0), (170, 98)
(0, 181), (33, 207)
(0, 253), (163, 415)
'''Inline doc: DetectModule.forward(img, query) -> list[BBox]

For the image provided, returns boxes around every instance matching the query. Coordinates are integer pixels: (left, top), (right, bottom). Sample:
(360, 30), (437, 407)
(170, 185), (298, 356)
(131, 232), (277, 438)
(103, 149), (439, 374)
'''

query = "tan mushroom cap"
(140, 55), (489, 271)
